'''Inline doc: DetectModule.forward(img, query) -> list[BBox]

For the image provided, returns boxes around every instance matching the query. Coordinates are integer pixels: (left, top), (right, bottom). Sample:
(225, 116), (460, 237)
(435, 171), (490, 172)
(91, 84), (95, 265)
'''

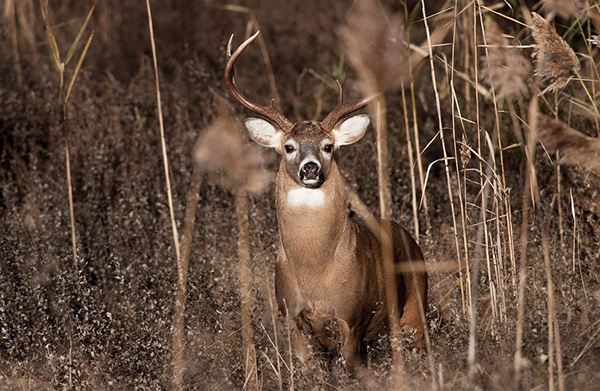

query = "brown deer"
(225, 31), (427, 366)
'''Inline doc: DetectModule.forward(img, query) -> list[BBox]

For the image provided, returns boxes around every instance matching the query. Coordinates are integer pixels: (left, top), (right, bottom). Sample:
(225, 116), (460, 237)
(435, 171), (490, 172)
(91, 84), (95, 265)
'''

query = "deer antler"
(225, 31), (294, 133)
(320, 80), (376, 132)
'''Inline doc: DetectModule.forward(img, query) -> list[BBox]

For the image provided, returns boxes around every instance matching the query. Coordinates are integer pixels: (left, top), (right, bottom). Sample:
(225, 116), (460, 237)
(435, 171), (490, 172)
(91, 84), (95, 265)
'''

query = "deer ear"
(332, 114), (370, 147)
(244, 117), (283, 150)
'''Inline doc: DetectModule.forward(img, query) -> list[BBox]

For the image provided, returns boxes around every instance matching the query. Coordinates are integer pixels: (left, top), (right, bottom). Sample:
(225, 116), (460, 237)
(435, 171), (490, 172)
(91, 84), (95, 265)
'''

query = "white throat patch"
(286, 188), (325, 209)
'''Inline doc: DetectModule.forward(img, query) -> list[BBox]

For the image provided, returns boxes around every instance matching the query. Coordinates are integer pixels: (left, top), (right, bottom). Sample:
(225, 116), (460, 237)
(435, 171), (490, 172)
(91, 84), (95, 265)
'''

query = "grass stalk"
(235, 190), (259, 391)
(514, 94), (539, 387)
(145, 0), (180, 262)
(5, 0), (23, 86)
(402, 0), (430, 233)
(220, 5), (280, 104)
(375, 96), (391, 221)
(144, 1), (183, 388)
(541, 232), (560, 391)
(261, 261), (283, 391)
(40, 0), (95, 268)
(420, 0), (463, 323)
(557, 152), (564, 249)
(400, 83), (419, 242)
(172, 170), (202, 388)
(64, 120), (77, 266)
(449, 0), (468, 313)
(450, 81), (470, 313)
(570, 189), (577, 274)
(373, 94), (406, 382)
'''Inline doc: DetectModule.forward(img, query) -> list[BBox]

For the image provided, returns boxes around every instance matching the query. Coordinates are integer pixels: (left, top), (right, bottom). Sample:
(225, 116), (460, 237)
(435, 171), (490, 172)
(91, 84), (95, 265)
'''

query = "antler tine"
(320, 80), (376, 132)
(225, 31), (294, 132)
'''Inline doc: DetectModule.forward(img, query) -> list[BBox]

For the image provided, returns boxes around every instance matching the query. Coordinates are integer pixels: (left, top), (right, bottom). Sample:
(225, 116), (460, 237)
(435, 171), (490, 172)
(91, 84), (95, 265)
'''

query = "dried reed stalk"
(468, 3), (495, 377)
(420, 0), (463, 331)
(345, 188), (404, 374)
(40, 4), (95, 385)
(5, 0), (22, 86)
(345, 185), (435, 390)
(220, 5), (281, 104)
(259, 263), (283, 391)
(40, 1), (95, 270)
(375, 79), (407, 388)
(283, 301), (294, 391)
(514, 95), (539, 387)
(340, 0), (408, 382)
(195, 108), (272, 391)
(172, 170), (202, 388)
(236, 190), (259, 391)
(400, 84), (419, 241)
(541, 231), (565, 391)
(479, 6), (521, 327)
(451, 1), (475, 314)
(145, 0), (180, 263)
(450, 82), (470, 313)
(145, 2), (186, 388)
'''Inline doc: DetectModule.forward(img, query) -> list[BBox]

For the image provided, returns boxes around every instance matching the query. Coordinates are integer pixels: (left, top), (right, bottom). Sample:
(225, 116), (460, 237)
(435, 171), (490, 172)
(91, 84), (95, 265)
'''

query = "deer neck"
(275, 160), (350, 271)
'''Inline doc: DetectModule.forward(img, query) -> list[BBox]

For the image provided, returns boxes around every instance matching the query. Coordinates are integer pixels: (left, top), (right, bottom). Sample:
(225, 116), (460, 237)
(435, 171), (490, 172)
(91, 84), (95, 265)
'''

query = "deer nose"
(300, 162), (321, 180)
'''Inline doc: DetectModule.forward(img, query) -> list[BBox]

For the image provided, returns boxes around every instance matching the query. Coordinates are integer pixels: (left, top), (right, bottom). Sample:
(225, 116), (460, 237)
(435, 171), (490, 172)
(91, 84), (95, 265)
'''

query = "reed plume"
(530, 12), (580, 95)
(339, 0), (408, 95)
(540, 0), (581, 20)
(482, 17), (531, 101)
(538, 116), (600, 175)
(195, 106), (273, 195)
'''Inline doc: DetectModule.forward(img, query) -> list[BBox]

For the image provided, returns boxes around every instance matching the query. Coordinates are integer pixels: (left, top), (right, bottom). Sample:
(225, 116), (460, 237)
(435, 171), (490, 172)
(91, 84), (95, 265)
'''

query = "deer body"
(225, 32), (427, 366)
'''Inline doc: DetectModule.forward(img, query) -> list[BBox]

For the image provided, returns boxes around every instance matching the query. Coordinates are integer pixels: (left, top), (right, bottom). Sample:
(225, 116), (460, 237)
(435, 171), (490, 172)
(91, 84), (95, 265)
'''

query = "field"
(1, 0), (599, 389)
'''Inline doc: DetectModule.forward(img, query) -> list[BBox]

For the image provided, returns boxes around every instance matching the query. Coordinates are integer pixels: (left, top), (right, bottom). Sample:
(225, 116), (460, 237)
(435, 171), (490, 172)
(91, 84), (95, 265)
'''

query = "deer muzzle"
(299, 161), (323, 187)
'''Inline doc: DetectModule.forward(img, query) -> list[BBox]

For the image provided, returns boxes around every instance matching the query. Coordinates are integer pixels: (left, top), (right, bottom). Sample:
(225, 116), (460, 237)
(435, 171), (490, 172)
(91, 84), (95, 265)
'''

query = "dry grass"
(0, 0), (599, 390)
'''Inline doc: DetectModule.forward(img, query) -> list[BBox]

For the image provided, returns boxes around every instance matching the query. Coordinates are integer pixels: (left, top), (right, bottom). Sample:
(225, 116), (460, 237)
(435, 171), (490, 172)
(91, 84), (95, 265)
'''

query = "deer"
(225, 31), (428, 367)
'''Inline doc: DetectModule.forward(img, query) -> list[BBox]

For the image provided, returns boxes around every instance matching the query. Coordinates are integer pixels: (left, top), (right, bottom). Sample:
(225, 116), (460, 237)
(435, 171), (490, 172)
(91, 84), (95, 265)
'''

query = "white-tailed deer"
(225, 32), (427, 366)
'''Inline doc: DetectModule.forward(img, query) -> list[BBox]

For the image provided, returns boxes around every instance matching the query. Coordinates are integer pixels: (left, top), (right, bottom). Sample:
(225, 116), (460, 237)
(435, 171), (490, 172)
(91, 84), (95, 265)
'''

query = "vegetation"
(0, 0), (598, 389)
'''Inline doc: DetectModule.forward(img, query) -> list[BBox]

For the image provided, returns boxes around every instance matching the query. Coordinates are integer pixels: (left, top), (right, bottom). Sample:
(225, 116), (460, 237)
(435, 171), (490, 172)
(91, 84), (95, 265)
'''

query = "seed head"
(195, 106), (273, 195)
(530, 12), (580, 95)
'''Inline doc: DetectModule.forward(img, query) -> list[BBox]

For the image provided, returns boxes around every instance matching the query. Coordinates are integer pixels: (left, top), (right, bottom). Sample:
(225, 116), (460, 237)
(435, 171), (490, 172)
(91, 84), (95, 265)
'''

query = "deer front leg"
(399, 271), (428, 348)
(303, 311), (363, 368)
(275, 257), (315, 362)
(286, 316), (312, 363)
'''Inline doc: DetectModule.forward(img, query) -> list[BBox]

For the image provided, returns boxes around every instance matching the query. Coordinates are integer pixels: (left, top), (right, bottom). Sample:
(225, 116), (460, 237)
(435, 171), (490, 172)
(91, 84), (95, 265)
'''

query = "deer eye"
(323, 144), (333, 153)
(284, 145), (295, 154)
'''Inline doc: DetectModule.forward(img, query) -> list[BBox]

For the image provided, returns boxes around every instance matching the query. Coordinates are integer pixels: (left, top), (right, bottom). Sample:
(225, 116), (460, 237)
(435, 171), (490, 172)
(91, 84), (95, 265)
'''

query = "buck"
(225, 32), (427, 366)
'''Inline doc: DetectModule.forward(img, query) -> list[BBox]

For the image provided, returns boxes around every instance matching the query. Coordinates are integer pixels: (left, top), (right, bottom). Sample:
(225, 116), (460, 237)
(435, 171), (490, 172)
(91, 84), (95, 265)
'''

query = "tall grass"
(195, 105), (272, 390)
(39, 2), (94, 387)
(144, 2), (186, 388)
(40, 0), (94, 268)
(10, 0), (599, 389)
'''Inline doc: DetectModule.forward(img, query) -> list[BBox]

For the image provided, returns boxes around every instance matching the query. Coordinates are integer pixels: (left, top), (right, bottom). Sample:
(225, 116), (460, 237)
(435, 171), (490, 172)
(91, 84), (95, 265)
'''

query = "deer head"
(225, 31), (374, 190)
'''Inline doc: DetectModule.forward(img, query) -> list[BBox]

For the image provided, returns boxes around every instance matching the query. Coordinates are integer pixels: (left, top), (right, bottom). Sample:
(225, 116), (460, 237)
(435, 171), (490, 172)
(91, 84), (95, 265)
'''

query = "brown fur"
(274, 150), (428, 365)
